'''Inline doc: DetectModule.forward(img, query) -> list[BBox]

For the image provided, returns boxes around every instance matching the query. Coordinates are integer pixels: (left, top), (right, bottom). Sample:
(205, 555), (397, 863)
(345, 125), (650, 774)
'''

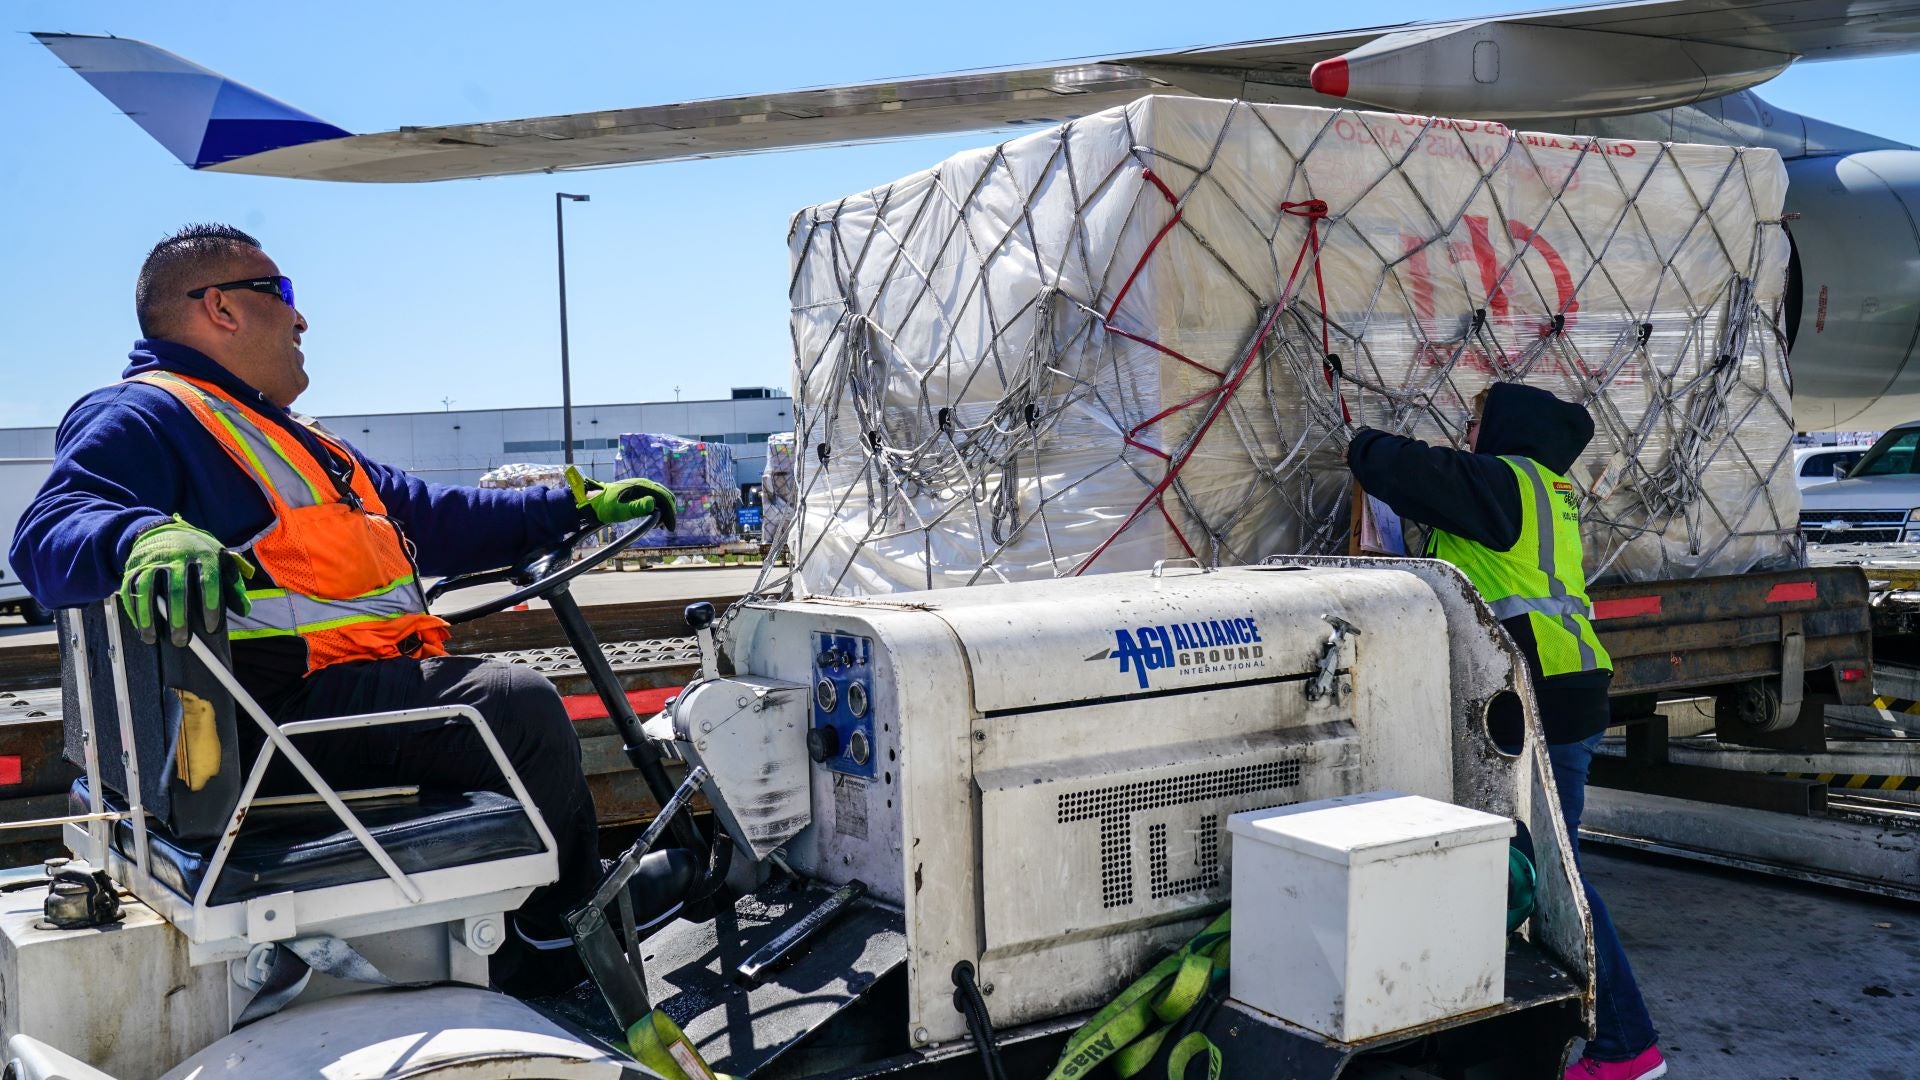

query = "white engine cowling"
(1784, 150), (1920, 431)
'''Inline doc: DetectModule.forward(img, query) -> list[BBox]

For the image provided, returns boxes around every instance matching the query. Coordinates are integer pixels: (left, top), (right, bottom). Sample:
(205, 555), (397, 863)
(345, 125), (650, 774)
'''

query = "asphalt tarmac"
(1583, 846), (1919, 1079)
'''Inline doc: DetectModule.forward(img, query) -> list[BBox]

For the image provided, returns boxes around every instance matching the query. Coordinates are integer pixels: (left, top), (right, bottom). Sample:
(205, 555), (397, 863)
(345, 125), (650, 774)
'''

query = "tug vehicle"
(1, 518), (1592, 1078)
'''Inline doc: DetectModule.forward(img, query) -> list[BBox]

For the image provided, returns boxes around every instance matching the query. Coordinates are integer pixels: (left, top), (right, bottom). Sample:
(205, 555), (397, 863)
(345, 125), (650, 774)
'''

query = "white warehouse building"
(0, 388), (793, 492)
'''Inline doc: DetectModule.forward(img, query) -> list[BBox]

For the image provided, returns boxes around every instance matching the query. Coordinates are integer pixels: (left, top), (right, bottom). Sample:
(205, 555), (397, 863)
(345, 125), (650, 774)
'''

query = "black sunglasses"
(187, 276), (295, 308)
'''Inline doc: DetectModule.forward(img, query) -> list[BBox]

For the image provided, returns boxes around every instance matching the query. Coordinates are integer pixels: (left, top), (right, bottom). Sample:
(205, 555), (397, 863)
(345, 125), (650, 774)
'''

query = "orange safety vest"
(132, 371), (450, 674)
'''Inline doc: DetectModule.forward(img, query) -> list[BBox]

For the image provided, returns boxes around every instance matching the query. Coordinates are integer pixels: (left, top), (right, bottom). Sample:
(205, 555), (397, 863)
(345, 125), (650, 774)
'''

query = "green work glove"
(567, 465), (677, 530)
(118, 518), (254, 646)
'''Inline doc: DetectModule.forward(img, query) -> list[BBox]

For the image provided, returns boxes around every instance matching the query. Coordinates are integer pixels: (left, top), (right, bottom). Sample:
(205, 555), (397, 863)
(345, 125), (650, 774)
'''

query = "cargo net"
(757, 96), (1799, 599)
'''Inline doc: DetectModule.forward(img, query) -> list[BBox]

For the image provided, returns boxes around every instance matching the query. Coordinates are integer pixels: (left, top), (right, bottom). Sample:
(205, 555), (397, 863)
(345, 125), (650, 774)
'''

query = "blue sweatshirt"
(10, 341), (585, 698)
(1346, 382), (1611, 744)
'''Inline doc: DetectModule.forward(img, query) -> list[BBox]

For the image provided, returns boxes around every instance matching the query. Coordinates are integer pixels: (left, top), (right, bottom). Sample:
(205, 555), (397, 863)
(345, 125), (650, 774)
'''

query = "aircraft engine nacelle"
(1785, 150), (1920, 431)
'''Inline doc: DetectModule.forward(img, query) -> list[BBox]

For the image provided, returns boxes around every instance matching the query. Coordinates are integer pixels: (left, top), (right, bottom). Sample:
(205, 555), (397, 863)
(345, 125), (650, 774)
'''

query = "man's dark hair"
(134, 223), (264, 338)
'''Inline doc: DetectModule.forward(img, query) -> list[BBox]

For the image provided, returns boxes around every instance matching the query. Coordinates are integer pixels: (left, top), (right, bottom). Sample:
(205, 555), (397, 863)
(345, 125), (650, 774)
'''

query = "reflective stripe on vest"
(129, 372), (449, 671)
(1486, 594), (1591, 621)
(1428, 455), (1611, 677)
(232, 576), (426, 640)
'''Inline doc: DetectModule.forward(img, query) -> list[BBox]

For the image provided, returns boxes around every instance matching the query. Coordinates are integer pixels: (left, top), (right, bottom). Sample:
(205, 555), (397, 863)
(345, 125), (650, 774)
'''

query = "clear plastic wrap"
(477, 462), (569, 491)
(614, 433), (741, 547)
(761, 431), (797, 551)
(781, 96), (1799, 595)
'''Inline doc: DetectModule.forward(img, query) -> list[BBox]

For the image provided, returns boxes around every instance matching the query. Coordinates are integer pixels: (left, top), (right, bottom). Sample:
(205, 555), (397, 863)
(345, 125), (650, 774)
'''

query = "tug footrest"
(536, 879), (907, 1077)
(1197, 939), (1585, 1079)
(73, 778), (544, 906)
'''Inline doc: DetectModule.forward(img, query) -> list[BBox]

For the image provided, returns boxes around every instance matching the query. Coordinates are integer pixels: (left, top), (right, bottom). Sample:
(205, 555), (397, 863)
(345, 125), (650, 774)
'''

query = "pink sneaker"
(1565, 1045), (1666, 1080)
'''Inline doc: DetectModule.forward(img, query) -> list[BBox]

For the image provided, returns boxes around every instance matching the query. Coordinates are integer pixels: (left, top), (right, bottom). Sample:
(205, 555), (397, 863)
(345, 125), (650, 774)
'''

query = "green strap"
(1047, 911), (1231, 1080)
(1166, 1032), (1223, 1080)
(624, 1009), (734, 1080)
(1156, 950), (1218, 1024)
(1507, 845), (1538, 933)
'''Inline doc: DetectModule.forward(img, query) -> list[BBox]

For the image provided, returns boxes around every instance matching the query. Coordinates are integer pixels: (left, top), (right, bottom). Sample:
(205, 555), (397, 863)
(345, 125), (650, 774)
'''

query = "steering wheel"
(425, 513), (659, 625)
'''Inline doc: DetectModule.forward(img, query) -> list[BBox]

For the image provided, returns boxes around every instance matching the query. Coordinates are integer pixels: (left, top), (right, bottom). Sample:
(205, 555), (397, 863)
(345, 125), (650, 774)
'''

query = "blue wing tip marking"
(197, 118), (354, 167)
(34, 31), (354, 169)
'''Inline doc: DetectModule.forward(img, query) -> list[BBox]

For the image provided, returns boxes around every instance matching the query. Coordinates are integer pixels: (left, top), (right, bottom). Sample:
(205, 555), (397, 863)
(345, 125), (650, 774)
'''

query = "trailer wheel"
(19, 599), (53, 627)
(1715, 678), (1790, 734)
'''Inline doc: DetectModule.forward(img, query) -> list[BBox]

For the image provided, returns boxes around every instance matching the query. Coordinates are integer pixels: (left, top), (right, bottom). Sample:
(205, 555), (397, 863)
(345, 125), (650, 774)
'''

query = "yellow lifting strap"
(625, 1009), (733, 1080)
(1046, 910), (1231, 1080)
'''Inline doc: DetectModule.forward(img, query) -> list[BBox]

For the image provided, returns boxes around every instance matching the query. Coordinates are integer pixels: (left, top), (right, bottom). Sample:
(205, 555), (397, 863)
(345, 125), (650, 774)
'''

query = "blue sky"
(5, 1), (1919, 427)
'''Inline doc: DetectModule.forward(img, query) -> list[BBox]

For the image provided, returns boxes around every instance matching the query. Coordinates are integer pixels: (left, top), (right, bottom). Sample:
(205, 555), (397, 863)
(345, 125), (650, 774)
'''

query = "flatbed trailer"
(1581, 560), (1920, 900)
(1807, 540), (1920, 635)
(1591, 564), (1876, 747)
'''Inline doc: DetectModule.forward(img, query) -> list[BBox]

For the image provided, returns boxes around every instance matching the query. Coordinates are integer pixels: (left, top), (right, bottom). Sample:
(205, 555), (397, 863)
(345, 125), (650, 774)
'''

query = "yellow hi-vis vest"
(1428, 455), (1612, 677)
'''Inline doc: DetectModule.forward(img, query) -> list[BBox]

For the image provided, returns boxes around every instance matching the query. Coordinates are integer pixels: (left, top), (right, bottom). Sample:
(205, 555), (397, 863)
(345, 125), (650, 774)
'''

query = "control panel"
(809, 631), (877, 779)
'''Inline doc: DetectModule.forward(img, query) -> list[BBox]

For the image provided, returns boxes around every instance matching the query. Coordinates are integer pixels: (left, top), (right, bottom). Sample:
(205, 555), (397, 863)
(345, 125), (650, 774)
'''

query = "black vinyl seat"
(72, 778), (544, 907)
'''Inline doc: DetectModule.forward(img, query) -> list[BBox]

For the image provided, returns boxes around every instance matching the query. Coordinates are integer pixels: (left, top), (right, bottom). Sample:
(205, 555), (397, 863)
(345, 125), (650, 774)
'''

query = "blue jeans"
(1549, 734), (1659, 1061)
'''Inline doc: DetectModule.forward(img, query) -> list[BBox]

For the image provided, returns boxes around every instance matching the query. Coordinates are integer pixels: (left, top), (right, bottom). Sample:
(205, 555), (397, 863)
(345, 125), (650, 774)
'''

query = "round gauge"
(847, 729), (872, 766)
(815, 678), (837, 714)
(846, 680), (870, 718)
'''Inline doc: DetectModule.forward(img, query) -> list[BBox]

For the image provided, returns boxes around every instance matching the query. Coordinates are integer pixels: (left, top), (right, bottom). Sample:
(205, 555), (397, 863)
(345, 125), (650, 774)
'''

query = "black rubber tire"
(19, 599), (53, 627)
(1715, 678), (1790, 734)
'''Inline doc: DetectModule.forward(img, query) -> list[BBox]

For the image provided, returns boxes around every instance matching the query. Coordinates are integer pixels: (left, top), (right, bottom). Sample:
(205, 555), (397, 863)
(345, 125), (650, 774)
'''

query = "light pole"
(555, 192), (590, 465)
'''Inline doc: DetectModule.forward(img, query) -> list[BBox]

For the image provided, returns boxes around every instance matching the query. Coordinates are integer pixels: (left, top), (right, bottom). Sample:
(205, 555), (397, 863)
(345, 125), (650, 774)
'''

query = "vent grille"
(1059, 759), (1302, 908)
(1800, 509), (1907, 545)
(1149, 814), (1220, 899)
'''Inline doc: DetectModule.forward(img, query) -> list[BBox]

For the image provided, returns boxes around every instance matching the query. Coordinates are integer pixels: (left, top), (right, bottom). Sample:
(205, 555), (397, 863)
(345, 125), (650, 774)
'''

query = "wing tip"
(33, 31), (355, 172)
(30, 31), (117, 44)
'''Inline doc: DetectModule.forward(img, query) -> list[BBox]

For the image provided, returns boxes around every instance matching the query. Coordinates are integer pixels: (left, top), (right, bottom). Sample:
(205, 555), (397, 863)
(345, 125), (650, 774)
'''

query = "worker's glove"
(567, 465), (677, 531)
(118, 518), (254, 646)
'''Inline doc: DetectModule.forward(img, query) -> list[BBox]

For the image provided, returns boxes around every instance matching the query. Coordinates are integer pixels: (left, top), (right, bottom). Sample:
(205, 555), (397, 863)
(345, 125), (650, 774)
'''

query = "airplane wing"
(34, 0), (1920, 183)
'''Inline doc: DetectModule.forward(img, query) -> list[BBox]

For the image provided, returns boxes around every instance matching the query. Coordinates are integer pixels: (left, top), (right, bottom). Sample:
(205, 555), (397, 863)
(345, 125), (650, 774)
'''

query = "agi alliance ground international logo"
(1087, 616), (1267, 689)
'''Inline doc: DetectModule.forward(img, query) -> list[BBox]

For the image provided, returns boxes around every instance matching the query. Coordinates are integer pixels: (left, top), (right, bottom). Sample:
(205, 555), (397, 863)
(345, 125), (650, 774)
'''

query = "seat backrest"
(60, 602), (243, 841)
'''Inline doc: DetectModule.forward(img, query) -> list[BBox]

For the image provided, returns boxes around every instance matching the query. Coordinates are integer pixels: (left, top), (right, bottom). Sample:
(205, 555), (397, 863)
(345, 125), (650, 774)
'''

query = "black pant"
(263, 655), (602, 943)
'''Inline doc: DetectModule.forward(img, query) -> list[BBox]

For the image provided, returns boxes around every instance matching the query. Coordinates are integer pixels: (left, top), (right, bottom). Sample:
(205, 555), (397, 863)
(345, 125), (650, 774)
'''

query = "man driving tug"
(8, 222), (680, 994)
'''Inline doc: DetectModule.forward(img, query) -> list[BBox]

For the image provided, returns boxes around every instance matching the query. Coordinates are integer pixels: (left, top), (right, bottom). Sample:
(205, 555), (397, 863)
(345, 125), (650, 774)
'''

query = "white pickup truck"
(0, 459), (54, 624)
(1799, 421), (1920, 544)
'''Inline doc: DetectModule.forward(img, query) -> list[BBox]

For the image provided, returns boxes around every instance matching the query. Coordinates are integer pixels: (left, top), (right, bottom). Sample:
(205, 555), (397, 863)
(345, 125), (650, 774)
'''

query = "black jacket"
(1346, 383), (1612, 744)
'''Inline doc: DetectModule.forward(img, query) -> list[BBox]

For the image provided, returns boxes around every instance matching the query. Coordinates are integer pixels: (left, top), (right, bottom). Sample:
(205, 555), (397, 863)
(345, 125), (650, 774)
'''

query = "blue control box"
(811, 631), (877, 779)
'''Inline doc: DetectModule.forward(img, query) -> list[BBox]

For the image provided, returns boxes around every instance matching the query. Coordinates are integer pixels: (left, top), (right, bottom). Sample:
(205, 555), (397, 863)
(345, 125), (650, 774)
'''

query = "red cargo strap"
(1280, 199), (1351, 427)
(1079, 188), (1342, 575)
(1591, 595), (1662, 620)
(1765, 581), (1817, 604)
(563, 686), (683, 723)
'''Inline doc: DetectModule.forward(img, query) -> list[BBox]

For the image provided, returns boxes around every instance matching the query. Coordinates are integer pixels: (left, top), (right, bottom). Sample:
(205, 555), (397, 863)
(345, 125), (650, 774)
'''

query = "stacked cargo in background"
(615, 433), (740, 547)
(781, 96), (1798, 597)
(761, 433), (797, 551)
(477, 462), (570, 491)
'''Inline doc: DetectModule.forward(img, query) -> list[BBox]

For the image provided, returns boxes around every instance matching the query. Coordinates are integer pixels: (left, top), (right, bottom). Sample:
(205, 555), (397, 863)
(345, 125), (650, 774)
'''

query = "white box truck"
(0, 459), (53, 625)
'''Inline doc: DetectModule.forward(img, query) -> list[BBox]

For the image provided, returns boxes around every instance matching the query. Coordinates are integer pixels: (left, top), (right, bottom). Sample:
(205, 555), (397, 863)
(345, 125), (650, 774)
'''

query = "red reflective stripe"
(0, 756), (19, 786)
(1766, 582), (1818, 603)
(562, 686), (683, 723)
(1592, 595), (1661, 620)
